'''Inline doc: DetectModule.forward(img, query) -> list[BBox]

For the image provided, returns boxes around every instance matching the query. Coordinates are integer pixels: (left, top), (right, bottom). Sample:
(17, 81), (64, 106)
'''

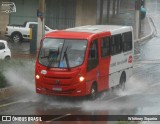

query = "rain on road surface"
(1, 0), (160, 124)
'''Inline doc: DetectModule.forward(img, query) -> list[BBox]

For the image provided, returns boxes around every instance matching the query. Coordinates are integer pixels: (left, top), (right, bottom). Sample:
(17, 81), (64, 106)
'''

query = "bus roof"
(66, 25), (132, 33)
(45, 25), (132, 39)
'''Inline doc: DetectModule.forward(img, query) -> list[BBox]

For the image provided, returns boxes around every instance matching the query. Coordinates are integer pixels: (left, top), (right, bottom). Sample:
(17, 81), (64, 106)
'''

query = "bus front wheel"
(89, 84), (97, 100)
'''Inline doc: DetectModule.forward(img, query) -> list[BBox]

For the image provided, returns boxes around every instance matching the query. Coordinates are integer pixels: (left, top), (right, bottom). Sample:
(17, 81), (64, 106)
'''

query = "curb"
(135, 16), (154, 42)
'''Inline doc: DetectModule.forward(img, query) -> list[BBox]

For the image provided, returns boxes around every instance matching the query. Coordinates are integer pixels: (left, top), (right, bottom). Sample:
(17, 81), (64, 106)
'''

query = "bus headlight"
(36, 75), (40, 79)
(79, 76), (85, 82)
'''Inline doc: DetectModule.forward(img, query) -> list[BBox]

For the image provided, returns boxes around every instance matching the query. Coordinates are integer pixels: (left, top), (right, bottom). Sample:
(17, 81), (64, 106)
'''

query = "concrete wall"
(0, 0), (9, 38)
(75, 0), (97, 26)
(9, 0), (38, 25)
(46, 0), (76, 29)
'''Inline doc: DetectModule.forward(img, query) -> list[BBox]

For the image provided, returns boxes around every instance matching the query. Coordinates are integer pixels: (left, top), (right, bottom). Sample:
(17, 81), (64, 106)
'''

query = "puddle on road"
(38, 76), (152, 113)
(81, 76), (151, 111)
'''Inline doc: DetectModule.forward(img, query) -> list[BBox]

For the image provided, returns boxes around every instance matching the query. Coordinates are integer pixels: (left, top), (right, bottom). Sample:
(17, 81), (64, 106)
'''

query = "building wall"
(75, 0), (97, 26)
(9, 0), (97, 29)
(46, 0), (76, 29)
(109, 0), (136, 37)
(111, 0), (135, 26)
(9, 0), (38, 25)
(1, 0), (137, 38)
(0, 0), (9, 38)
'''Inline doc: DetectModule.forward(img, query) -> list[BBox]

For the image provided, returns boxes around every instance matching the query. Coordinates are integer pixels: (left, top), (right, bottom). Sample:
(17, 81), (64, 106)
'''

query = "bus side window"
(110, 36), (114, 55)
(110, 34), (122, 55)
(122, 32), (132, 52)
(101, 37), (110, 58)
(87, 39), (99, 72)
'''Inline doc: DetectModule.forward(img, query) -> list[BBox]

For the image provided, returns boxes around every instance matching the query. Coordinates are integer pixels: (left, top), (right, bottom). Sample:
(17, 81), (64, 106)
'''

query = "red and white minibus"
(35, 25), (133, 99)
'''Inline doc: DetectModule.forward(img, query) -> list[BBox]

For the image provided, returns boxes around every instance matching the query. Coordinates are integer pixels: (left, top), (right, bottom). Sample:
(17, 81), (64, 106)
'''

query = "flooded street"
(1, 0), (160, 124)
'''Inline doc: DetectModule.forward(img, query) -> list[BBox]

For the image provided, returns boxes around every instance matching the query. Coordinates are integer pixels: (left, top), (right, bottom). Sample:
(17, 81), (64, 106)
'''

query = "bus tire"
(89, 83), (97, 100)
(119, 72), (126, 91)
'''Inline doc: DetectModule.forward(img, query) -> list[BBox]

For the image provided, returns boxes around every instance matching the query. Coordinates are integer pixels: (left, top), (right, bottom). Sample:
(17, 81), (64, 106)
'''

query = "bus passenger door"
(98, 35), (111, 91)
(86, 39), (100, 93)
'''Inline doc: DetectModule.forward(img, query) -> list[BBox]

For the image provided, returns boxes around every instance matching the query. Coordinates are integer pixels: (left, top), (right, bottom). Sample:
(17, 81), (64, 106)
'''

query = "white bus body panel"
(108, 27), (134, 88)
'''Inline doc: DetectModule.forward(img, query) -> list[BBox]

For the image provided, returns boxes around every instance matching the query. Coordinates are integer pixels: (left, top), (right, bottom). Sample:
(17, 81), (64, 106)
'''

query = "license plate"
(52, 87), (62, 91)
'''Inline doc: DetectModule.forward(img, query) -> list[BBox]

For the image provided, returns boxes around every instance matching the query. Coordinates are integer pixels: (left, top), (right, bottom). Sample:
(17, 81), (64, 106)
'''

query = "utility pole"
(99, 0), (104, 24)
(37, 0), (45, 49)
(112, 0), (116, 16)
(107, 0), (111, 23)
(135, 0), (141, 40)
(116, 0), (120, 15)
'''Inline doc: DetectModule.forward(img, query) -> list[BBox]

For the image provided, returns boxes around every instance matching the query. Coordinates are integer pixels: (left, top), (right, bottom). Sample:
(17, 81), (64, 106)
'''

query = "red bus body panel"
(35, 29), (114, 97)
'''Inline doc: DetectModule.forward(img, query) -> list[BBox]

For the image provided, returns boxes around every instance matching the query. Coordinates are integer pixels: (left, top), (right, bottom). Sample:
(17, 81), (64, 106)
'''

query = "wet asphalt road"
(1, 0), (160, 124)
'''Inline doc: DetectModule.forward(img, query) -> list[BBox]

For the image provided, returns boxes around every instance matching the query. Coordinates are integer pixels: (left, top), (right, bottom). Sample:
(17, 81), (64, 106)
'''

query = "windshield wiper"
(63, 47), (70, 70)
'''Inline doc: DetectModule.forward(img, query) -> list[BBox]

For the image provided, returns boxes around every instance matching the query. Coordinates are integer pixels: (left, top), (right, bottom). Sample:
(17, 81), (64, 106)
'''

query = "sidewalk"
(7, 40), (36, 59)
(140, 17), (151, 38)
(137, 16), (154, 42)
(12, 53), (36, 59)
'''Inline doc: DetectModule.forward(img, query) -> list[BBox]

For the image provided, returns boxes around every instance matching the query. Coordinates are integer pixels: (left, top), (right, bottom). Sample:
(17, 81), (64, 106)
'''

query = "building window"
(122, 32), (132, 52)
(101, 37), (110, 58)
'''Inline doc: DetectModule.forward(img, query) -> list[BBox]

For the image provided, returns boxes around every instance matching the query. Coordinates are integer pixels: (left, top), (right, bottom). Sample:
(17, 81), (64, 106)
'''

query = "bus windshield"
(38, 38), (87, 68)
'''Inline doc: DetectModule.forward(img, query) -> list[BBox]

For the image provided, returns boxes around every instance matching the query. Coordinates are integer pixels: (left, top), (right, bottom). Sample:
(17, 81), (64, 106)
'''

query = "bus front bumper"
(36, 82), (88, 97)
